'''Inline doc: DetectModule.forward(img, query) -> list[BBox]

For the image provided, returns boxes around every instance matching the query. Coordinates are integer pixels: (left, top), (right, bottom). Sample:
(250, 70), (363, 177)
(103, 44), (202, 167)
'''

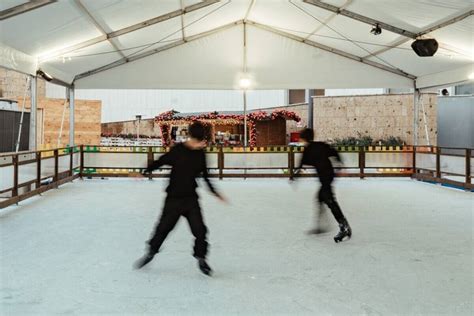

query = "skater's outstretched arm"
(144, 147), (176, 173)
(327, 144), (342, 163)
(293, 147), (309, 179)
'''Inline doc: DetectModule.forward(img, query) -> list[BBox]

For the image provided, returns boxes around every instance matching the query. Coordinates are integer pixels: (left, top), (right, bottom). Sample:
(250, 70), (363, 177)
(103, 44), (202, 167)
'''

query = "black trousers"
(317, 179), (345, 224)
(148, 197), (208, 259)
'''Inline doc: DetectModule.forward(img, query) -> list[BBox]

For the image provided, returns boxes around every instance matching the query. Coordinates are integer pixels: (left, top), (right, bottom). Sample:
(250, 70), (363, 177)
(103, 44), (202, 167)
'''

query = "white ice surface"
(1, 178), (473, 315)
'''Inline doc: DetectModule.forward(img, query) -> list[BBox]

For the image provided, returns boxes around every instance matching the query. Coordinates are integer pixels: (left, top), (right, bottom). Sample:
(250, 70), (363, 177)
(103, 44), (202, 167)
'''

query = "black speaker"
(411, 39), (438, 57)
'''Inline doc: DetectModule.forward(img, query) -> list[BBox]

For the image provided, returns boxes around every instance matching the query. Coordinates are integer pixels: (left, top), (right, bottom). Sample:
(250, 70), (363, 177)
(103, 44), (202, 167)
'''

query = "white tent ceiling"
(0, 0), (473, 89)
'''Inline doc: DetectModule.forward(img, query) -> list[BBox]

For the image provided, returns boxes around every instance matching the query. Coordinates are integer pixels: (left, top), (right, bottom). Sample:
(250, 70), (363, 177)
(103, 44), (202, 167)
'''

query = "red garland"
(154, 109), (301, 148)
(160, 124), (171, 147)
(248, 121), (257, 147)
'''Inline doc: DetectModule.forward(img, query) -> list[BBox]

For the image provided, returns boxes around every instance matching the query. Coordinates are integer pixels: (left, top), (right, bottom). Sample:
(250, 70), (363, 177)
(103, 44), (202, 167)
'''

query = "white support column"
(29, 76), (37, 150)
(69, 85), (75, 147)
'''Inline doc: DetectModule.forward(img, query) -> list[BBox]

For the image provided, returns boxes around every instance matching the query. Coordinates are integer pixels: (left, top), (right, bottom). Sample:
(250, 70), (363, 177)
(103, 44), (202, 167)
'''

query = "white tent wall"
(74, 23), (245, 89)
(74, 23), (414, 89)
(245, 24), (414, 89)
(0, 42), (37, 76)
(45, 83), (286, 122)
(417, 64), (474, 90)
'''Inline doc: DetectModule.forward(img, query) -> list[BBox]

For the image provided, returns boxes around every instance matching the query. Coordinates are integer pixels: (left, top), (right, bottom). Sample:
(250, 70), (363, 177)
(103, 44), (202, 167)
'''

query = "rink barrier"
(0, 146), (81, 209)
(1, 145), (472, 209)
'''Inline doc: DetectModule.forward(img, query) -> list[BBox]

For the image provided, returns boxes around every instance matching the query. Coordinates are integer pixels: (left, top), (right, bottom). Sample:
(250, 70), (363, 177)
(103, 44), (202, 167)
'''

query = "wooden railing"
(0, 145), (472, 209)
(0, 146), (81, 209)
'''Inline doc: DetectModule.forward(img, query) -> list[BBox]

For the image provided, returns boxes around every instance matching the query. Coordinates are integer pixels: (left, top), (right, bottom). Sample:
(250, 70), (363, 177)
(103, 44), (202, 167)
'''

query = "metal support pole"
(29, 76), (37, 151)
(413, 87), (420, 146)
(243, 90), (248, 147)
(15, 77), (30, 152)
(418, 92), (430, 145)
(58, 94), (68, 147)
(137, 121), (140, 141)
(69, 86), (75, 147)
(305, 89), (314, 129)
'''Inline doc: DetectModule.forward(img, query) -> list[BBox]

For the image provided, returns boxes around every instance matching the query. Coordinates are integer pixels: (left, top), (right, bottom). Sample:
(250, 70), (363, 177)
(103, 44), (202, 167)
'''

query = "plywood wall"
(22, 97), (101, 147)
(102, 119), (161, 137)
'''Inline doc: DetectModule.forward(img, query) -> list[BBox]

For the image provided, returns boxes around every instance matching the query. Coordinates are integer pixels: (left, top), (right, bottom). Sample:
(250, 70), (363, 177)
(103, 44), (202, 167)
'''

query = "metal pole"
(413, 86), (419, 146)
(58, 89), (69, 147)
(15, 77), (30, 152)
(305, 89), (314, 128)
(29, 76), (37, 151)
(243, 90), (248, 147)
(419, 93), (430, 145)
(69, 86), (75, 147)
(137, 119), (140, 141)
(135, 115), (142, 144)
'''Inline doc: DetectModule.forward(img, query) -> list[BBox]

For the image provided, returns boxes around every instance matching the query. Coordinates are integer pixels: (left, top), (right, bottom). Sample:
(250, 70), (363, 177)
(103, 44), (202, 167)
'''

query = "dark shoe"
(134, 252), (155, 269)
(197, 258), (212, 276)
(334, 219), (352, 243)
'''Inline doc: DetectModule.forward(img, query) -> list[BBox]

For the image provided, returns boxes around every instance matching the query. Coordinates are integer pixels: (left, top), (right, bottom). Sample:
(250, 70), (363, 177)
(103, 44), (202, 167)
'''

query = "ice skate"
(334, 219), (351, 243)
(197, 258), (212, 276)
(134, 252), (156, 269)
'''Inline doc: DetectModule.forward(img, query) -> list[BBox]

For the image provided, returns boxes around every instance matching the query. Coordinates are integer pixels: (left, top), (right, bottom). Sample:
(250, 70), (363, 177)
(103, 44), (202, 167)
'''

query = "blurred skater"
(134, 122), (226, 275)
(293, 128), (352, 243)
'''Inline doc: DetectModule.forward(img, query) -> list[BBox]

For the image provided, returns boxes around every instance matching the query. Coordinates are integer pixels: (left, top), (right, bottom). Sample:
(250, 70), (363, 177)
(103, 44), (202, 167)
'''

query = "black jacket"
(297, 141), (341, 181)
(146, 143), (218, 198)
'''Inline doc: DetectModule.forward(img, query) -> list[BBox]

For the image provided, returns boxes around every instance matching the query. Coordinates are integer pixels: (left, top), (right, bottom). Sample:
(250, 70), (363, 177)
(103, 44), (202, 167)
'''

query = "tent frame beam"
(303, 0), (418, 38)
(73, 0), (127, 59)
(417, 9), (474, 37)
(179, 0), (186, 41)
(0, 0), (56, 21)
(75, 20), (244, 81)
(304, 0), (353, 40)
(365, 9), (474, 58)
(248, 21), (416, 80)
(39, 0), (220, 62)
(76, 18), (417, 83)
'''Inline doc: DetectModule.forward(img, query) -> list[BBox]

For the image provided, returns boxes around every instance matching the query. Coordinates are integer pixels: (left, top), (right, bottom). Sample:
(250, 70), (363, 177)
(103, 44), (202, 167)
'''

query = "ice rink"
(1, 178), (472, 315)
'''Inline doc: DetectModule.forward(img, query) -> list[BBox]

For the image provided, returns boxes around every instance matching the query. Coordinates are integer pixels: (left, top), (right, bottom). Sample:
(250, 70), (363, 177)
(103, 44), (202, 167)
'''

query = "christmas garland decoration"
(155, 109), (301, 147)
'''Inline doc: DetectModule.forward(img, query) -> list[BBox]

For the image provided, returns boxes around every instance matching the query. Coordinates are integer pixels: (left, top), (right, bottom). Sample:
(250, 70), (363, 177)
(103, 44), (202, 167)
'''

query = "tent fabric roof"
(1, 0), (472, 89)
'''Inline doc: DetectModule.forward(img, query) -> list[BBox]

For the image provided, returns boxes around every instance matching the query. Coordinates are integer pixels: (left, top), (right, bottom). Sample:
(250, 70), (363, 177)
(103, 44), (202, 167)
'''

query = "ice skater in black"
(134, 122), (226, 275)
(294, 128), (352, 243)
